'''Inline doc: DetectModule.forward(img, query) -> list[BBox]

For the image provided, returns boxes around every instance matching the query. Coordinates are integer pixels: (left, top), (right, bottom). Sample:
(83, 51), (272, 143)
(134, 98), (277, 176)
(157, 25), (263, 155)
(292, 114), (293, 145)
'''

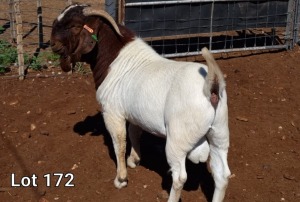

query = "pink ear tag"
(83, 25), (98, 42)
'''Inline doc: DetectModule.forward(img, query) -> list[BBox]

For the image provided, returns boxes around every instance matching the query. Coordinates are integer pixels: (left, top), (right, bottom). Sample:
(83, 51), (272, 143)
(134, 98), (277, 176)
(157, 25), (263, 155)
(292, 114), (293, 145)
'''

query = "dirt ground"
(1, 1), (300, 201)
(1, 44), (299, 202)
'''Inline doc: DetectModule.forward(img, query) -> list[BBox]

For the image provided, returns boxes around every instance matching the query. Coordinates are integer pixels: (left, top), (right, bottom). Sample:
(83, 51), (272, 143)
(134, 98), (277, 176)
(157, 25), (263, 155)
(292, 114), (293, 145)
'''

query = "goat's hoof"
(114, 177), (128, 189)
(127, 157), (140, 169)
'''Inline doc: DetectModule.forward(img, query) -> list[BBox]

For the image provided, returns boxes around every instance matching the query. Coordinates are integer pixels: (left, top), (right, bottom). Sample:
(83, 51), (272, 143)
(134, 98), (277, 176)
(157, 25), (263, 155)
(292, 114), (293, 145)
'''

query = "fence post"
(209, 1), (215, 51)
(118, 0), (125, 24)
(8, 0), (16, 42)
(13, 0), (25, 80)
(37, 0), (43, 49)
(295, 0), (300, 44)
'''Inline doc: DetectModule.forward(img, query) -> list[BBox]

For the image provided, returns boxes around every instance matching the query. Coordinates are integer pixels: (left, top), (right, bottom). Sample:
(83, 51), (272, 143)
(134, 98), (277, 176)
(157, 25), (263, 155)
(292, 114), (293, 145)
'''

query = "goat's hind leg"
(166, 138), (188, 202)
(208, 127), (231, 202)
(103, 113), (128, 189)
(127, 123), (142, 168)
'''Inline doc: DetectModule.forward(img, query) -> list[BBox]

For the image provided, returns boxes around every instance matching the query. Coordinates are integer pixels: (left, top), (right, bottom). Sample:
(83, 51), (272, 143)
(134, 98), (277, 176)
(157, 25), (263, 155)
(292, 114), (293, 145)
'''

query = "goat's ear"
(75, 28), (97, 54)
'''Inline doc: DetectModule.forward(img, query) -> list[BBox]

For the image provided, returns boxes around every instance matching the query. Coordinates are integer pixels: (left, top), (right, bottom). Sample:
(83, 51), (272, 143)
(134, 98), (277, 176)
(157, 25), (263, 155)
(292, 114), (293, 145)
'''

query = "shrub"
(0, 26), (4, 34)
(27, 52), (60, 71)
(0, 39), (62, 73)
(0, 39), (18, 73)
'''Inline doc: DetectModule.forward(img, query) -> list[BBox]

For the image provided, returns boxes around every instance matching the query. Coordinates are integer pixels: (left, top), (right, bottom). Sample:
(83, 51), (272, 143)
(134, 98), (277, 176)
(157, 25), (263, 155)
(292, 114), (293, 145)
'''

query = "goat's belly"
(127, 116), (167, 137)
(126, 110), (167, 138)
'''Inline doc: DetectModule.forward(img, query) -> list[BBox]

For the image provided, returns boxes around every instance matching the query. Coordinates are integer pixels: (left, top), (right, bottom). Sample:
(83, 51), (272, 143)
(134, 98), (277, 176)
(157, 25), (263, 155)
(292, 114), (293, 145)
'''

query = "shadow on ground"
(73, 112), (215, 201)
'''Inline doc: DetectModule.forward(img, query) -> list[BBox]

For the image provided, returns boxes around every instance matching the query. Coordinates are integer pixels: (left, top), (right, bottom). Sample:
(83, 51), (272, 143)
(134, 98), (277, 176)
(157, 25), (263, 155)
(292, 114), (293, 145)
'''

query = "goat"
(51, 4), (231, 202)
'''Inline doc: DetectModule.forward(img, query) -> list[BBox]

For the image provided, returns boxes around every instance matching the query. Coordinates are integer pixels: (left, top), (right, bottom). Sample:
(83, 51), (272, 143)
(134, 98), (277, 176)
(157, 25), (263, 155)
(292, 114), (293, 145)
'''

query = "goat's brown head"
(50, 4), (122, 72)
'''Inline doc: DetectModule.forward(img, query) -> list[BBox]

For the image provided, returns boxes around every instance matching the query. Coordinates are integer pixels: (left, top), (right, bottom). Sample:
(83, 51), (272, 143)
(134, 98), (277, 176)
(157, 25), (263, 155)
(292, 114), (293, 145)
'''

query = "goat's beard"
(59, 53), (81, 72)
(51, 40), (82, 72)
(60, 55), (72, 72)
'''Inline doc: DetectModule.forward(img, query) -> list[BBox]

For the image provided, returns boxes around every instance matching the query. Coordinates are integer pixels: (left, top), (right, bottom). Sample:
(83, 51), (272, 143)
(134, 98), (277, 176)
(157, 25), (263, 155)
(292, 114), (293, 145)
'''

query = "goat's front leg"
(127, 123), (142, 168)
(103, 112), (128, 189)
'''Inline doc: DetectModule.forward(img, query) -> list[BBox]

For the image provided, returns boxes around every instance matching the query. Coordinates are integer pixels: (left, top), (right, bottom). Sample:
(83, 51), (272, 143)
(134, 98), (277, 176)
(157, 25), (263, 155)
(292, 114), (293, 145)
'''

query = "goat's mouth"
(53, 46), (63, 53)
(50, 41), (65, 55)
(51, 46), (64, 55)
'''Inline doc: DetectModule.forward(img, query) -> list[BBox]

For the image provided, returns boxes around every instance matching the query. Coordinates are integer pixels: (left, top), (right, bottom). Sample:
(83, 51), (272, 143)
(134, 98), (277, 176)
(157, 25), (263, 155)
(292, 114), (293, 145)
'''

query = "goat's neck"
(89, 23), (135, 89)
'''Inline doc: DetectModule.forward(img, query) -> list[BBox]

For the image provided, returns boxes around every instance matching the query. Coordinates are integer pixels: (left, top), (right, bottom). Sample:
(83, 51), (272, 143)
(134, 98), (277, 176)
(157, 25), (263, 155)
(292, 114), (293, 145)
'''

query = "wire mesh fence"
(1, 1), (65, 52)
(0, 0), (104, 49)
(0, 0), (105, 78)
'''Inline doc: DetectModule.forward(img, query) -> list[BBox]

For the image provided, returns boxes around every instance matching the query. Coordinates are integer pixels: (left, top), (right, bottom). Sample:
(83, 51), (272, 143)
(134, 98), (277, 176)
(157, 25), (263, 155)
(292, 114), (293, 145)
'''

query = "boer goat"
(51, 4), (231, 202)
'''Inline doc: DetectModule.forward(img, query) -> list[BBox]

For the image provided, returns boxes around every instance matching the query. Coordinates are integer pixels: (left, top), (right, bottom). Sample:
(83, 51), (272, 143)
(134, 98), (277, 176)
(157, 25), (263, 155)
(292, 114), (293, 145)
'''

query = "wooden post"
(37, 0), (43, 48)
(8, 0), (16, 42)
(118, 0), (125, 24)
(13, 0), (25, 80)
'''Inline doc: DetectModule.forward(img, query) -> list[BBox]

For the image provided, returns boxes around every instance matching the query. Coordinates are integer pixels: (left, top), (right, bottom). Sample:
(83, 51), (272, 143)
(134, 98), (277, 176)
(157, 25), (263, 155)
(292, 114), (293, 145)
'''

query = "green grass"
(0, 39), (61, 73)
(73, 62), (91, 74)
(0, 39), (90, 75)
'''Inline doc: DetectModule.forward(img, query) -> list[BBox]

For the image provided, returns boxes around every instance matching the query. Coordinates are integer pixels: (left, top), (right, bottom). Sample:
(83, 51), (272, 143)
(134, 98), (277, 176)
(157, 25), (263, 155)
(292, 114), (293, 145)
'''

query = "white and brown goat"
(51, 4), (231, 202)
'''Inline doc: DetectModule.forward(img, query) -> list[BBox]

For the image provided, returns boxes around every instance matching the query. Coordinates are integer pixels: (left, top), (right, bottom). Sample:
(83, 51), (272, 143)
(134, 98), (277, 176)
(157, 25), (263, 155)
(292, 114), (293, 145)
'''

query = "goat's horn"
(83, 7), (123, 37)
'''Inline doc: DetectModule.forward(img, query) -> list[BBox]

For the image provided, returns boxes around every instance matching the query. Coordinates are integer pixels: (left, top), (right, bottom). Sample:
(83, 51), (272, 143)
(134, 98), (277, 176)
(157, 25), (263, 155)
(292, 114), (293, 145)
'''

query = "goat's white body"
(97, 38), (230, 202)
(98, 38), (214, 136)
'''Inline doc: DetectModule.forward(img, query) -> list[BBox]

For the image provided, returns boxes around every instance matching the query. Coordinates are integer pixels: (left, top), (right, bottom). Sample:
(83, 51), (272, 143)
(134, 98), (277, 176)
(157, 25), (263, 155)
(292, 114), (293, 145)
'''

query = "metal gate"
(106, 0), (300, 57)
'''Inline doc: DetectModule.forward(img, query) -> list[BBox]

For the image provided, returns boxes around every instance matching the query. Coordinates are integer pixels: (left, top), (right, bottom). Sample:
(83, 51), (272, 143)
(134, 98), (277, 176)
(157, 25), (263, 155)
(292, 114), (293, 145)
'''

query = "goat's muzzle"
(50, 41), (64, 54)
(50, 40), (72, 72)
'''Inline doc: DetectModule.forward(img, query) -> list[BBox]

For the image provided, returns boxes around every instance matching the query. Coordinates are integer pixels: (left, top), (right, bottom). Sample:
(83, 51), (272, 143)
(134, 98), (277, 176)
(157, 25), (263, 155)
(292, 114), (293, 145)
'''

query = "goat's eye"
(66, 25), (81, 32)
(65, 24), (75, 29)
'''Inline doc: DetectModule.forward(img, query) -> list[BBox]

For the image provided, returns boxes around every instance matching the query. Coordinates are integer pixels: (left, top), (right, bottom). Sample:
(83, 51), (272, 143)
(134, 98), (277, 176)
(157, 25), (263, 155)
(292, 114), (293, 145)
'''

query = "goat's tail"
(201, 47), (226, 108)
